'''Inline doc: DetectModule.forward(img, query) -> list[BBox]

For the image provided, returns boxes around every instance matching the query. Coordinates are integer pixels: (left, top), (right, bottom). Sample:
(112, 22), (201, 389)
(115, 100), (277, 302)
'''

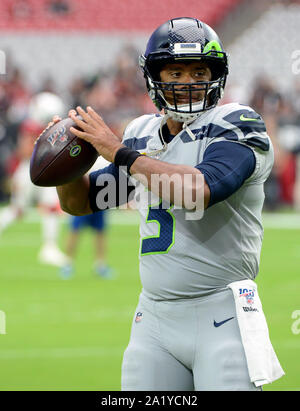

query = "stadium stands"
(227, 2), (300, 94)
(0, 0), (244, 31)
(225, 2), (300, 209)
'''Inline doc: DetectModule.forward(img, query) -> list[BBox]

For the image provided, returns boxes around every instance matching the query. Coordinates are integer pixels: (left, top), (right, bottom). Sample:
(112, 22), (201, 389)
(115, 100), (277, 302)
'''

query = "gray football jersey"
(122, 103), (274, 300)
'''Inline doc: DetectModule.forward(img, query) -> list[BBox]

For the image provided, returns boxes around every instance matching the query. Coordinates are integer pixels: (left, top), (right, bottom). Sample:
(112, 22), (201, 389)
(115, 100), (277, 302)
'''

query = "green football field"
(0, 208), (299, 391)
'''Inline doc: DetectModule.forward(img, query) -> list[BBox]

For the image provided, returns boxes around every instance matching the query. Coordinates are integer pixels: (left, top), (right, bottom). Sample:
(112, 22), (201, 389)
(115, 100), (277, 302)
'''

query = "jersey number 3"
(141, 201), (175, 255)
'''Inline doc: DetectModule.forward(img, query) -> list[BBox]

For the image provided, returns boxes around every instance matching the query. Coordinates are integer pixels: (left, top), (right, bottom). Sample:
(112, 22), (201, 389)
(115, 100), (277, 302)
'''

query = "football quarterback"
(53, 17), (284, 390)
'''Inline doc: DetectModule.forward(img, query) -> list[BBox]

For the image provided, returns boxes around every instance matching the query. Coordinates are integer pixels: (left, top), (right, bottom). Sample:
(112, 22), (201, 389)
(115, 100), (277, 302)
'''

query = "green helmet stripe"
(203, 40), (223, 58)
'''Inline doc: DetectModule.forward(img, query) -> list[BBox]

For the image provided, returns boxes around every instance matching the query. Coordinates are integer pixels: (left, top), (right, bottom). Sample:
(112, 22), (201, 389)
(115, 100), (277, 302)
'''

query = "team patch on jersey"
(239, 288), (255, 305)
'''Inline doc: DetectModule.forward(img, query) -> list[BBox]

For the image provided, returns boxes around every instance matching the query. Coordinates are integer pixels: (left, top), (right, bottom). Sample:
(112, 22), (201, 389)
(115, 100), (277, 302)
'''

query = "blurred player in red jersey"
(0, 92), (68, 266)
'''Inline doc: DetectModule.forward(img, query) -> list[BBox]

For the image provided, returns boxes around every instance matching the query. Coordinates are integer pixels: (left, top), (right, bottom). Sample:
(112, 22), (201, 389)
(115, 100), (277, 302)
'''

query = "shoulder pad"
(207, 106), (270, 151)
(223, 108), (266, 134)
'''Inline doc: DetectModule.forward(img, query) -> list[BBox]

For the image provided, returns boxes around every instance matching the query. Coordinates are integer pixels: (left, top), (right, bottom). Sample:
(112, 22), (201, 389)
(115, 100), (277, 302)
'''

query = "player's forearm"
(129, 155), (210, 209)
(56, 176), (92, 216)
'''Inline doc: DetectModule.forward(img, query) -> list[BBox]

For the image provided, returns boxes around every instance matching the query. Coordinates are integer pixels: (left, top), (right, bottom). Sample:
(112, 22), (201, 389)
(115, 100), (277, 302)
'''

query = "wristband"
(114, 147), (143, 175)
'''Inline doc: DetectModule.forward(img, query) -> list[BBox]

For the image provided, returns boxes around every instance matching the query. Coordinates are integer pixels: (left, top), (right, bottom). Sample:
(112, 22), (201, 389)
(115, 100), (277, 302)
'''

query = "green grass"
(0, 210), (141, 391)
(257, 227), (300, 391)
(0, 210), (299, 391)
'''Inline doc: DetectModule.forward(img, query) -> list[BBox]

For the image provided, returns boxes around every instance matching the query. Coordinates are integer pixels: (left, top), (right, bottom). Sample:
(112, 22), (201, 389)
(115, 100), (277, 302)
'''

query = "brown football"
(30, 117), (98, 187)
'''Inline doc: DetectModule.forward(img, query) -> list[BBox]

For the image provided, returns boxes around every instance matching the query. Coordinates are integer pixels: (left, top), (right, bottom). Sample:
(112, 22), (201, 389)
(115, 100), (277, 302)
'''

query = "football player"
(52, 18), (284, 390)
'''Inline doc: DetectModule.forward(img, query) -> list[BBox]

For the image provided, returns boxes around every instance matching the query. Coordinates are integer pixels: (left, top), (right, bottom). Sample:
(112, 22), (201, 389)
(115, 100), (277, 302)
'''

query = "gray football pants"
(121, 288), (260, 391)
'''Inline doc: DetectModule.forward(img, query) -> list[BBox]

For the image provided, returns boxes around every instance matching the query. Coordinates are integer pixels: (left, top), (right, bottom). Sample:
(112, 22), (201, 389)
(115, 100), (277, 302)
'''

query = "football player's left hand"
(69, 106), (124, 163)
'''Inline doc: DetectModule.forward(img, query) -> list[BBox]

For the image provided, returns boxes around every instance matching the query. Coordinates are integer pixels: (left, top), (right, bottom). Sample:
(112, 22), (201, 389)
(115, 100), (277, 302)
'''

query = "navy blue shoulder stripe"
(244, 136), (270, 151)
(206, 123), (238, 141)
(223, 109), (266, 136)
(123, 136), (151, 150)
(180, 125), (238, 143)
(205, 109), (269, 151)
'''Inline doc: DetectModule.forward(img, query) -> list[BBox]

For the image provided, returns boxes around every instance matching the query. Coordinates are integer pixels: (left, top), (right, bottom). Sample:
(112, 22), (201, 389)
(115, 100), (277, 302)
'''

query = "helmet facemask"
(147, 73), (225, 123)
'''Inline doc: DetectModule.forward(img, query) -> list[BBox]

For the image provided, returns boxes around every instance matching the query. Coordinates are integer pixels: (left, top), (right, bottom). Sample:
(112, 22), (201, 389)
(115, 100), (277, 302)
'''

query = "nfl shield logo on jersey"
(135, 312), (143, 323)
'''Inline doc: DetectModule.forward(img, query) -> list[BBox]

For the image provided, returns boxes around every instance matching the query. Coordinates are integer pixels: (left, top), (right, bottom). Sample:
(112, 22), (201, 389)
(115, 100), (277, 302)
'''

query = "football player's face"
(159, 62), (212, 105)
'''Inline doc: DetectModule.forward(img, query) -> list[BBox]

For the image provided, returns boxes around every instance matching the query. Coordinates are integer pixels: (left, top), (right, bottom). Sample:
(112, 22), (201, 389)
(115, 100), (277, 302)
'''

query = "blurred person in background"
(60, 156), (114, 279)
(46, 0), (71, 15)
(0, 92), (68, 266)
(276, 97), (300, 209)
(287, 79), (300, 210)
(84, 44), (153, 135)
(0, 58), (32, 200)
(249, 74), (292, 209)
(250, 75), (300, 210)
(60, 210), (113, 280)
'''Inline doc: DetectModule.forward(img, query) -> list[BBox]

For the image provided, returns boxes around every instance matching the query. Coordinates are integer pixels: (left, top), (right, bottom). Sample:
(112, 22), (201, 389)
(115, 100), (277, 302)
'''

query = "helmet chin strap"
(182, 121), (197, 141)
(164, 101), (204, 123)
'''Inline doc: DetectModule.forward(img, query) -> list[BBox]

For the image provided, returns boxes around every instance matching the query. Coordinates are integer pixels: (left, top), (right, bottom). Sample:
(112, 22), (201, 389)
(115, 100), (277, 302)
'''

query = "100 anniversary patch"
(47, 125), (68, 146)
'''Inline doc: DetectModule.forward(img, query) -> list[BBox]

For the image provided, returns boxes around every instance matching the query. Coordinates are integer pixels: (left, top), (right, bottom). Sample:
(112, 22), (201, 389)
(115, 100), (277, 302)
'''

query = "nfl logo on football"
(47, 125), (67, 146)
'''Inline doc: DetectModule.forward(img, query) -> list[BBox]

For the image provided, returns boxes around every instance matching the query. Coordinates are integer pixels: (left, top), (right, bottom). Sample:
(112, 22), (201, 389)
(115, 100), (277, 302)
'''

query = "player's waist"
(139, 251), (259, 298)
(139, 286), (231, 306)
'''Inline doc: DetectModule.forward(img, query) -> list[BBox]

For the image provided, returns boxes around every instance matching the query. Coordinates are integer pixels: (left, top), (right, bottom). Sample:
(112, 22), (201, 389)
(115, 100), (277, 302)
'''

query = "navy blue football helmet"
(139, 17), (229, 122)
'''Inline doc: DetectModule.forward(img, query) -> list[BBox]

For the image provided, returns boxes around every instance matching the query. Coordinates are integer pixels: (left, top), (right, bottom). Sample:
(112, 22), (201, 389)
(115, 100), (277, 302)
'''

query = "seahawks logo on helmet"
(139, 17), (228, 123)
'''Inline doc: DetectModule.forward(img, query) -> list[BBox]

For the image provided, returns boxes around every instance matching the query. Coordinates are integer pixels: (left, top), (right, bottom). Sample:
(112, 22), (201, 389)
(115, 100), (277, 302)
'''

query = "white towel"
(227, 279), (285, 387)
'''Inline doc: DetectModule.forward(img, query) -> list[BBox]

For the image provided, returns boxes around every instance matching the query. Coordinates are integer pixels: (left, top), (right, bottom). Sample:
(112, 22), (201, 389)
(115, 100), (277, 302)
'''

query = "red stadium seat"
(0, 0), (244, 31)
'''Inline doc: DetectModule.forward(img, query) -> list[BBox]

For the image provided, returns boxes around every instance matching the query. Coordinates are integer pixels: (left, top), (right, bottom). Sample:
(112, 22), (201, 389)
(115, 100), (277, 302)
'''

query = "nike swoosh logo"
(240, 114), (260, 122)
(214, 317), (234, 327)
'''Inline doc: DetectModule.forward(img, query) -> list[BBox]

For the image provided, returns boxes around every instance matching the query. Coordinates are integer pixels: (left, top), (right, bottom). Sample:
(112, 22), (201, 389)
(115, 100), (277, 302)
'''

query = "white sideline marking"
(23, 209), (140, 225)
(262, 213), (300, 229)
(1, 207), (300, 228)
